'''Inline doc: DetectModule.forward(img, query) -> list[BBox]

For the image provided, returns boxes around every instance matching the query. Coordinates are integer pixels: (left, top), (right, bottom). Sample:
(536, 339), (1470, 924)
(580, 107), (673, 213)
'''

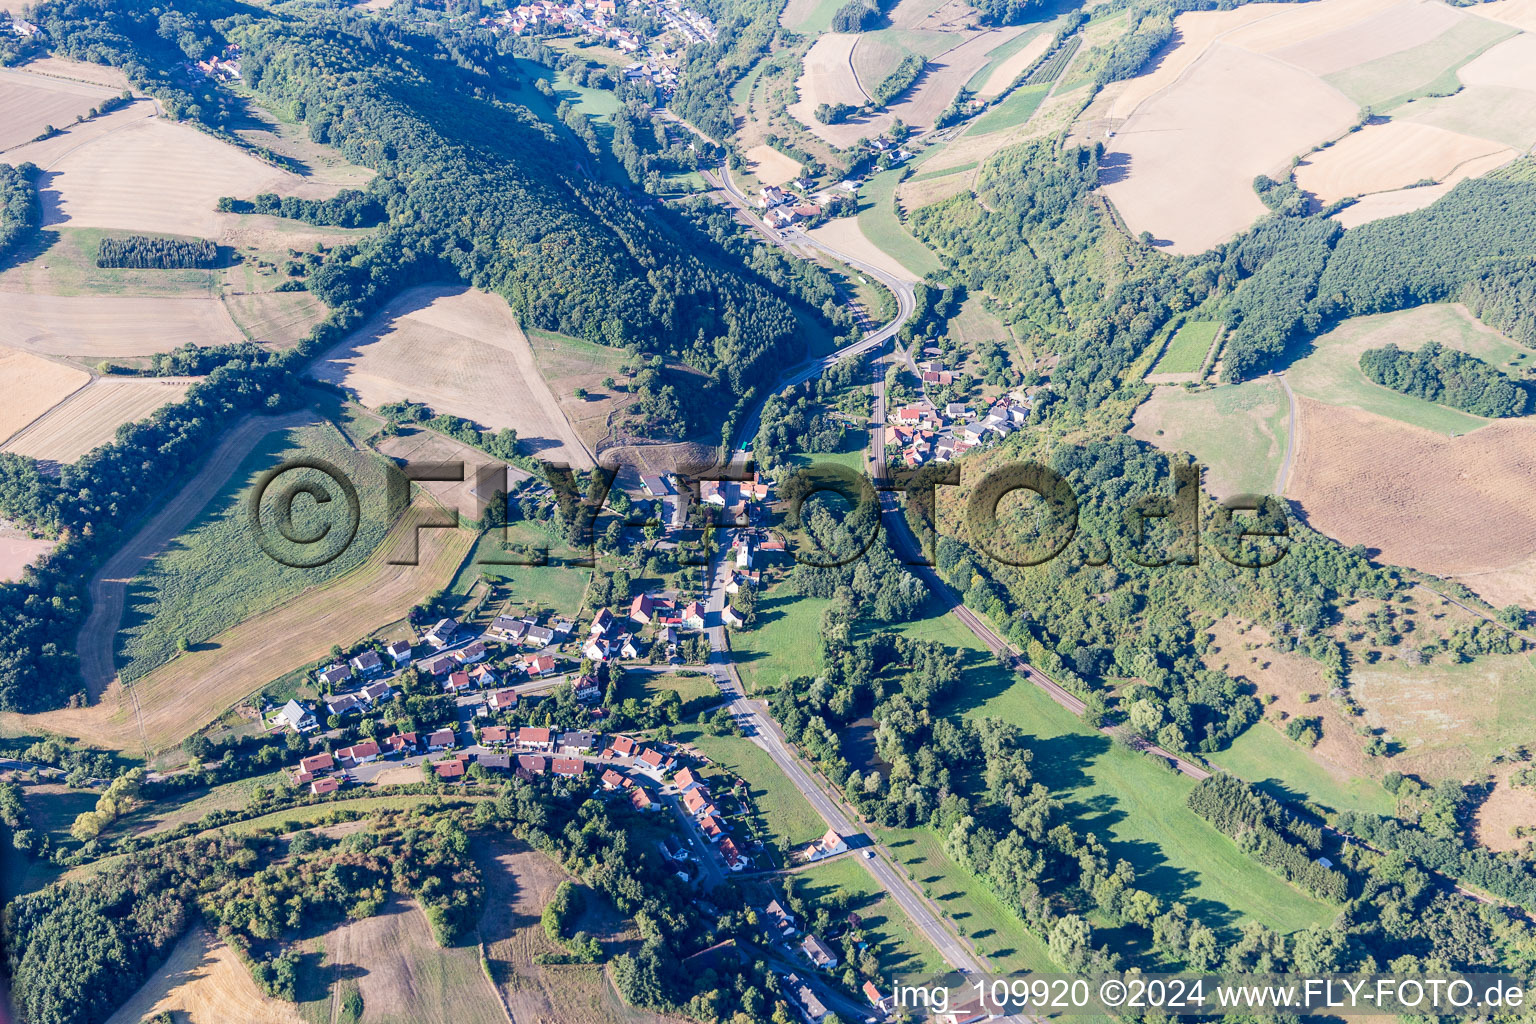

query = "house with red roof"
(524, 653), (557, 677)
(699, 813), (725, 842)
(434, 758), (465, 780)
(311, 776), (341, 795)
(479, 725), (509, 745)
(337, 740), (379, 765)
(606, 734), (638, 758)
(488, 688), (519, 711)
(719, 836), (748, 871)
(300, 752), (334, 774)
(517, 726), (553, 749)
(551, 757), (584, 777)
(427, 728), (456, 751)
(386, 732), (418, 756)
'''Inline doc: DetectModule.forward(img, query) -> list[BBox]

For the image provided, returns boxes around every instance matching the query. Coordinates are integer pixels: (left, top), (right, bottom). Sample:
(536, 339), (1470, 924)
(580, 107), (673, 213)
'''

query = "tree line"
(0, 162), (40, 260)
(217, 188), (385, 228)
(95, 234), (218, 269)
(1187, 774), (1349, 902)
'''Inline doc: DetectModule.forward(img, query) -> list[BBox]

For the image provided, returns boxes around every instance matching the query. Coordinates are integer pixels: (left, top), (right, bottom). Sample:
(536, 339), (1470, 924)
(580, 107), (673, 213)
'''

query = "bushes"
(1358, 341), (1530, 417)
(96, 234), (219, 269)
(814, 101), (855, 124)
(216, 188), (385, 228)
(870, 54), (925, 108)
(830, 0), (882, 30)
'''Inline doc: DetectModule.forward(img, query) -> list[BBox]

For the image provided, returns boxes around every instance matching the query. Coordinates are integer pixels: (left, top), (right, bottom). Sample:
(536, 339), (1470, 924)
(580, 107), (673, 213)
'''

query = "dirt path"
(1273, 371), (1299, 494)
(76, 410), (318, 699)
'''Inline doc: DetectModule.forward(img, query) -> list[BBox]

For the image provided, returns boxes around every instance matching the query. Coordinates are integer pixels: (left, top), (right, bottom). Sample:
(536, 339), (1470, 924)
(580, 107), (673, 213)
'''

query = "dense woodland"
(0, 162), (39, 260)
(95, 234), (218, 269)
(1358, 341), (1530, 417)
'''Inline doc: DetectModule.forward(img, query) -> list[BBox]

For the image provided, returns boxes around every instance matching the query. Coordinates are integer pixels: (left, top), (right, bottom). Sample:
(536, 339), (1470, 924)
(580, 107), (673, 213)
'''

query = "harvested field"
(1320, 13), (1517, 110)
(920, 81), (1090, 179)
(313, 284), (593, 468)
(1450, 550), (1536, 612)
(4, 103), (296, 237)
(1473, 770), (1536, 853)
(744, 143), (800, 186)
(1101, 5), (1281, 120)
(1294, 121), (1514, 203)
(223, 289), (332, 348)
(375, 426), (529, 522)
(1102, 43), (1357, 253)
(1477, 0), (1536, 30)
(974, 30), (1052, 99)
(14, 56), (129, 88)
(9, 502), (473, 753)
(805, 216), (922, 283)
(0, 347), (89, 443)
(1285, 397), (1536, 576)
(897, 168), (974, 209)
(301, 899), (504, 1024)
(2, 376), (196, 465)
(787, 33), (868, 131)
(1217, 0), (1406, 53)
(1274, 0), (1468, 77)
(1331, 147), (1515, 227)
(0, 291), (245, 358)
(1401, 82), (1536, 150)
(526, 327), (637, 452)
(105, 927), (304, 1024)
(0, 67), (121, 153)
(0, 533), (54, 584)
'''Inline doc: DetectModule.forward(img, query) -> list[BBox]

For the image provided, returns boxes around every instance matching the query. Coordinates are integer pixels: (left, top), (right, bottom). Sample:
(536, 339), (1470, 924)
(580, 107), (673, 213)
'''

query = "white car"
(863, 849), (875, 859)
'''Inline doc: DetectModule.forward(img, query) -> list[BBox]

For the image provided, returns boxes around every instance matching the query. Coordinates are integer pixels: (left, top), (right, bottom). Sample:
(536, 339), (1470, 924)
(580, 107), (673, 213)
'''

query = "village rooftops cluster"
(890, 386), (1034, 468)
(184, 43), (241, 82)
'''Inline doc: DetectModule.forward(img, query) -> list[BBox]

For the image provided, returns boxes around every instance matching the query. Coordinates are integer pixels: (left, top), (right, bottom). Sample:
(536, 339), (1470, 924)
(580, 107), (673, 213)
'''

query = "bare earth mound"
(1101, 43), (1357, 253)
(313, 284), (592, 468)
(0, 292), (244, 358)
(1284, 397), (1536, 576)
(2, 376), (197, 465)
(104, 927), (304, 1024)
(0, 347), (89, 443)
(1294, 120), (1513, 203)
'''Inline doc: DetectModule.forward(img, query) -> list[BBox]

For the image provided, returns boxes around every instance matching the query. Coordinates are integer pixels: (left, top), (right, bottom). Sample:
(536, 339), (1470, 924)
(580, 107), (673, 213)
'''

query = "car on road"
(863, 849), (875, 859)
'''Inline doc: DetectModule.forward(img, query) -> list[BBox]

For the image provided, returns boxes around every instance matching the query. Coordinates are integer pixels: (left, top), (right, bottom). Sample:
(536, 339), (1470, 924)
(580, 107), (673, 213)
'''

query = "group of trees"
(216, 188), (385, 227)
(1187, 774), (1349, 901)
(0, 161), (40, 259)
(95, 234), (218, 269)
(1358, 341), (1529, 417)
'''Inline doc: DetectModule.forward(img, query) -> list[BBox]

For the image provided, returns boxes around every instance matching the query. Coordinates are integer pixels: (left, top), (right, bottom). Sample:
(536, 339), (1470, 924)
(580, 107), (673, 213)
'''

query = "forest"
(95, 234), (218, 269)
(0, 162), (39, 259)
(1358, 341), (1530, 417)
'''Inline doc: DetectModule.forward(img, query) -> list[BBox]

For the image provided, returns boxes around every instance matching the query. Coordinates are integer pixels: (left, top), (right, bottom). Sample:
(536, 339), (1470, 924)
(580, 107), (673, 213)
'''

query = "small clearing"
(104, 926), (304, 1024)
(2, 376), (196, 466)
(0, 531), (53, 584)
(314, 285), (592, 468)
(0, 347), (89, 443)
(1129, 378), (1288, 501)
(1473, 769), (1536, 853)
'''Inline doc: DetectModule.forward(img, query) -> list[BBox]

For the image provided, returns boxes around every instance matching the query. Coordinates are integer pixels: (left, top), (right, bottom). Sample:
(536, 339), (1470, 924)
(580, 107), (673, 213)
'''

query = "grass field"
(0, 226), (219, 298)
(454, 526), (592, 617)
(1151, 320), (1220, 376)
(727, 584), (830, 692)
(966, 82), (1049, 135)
(857, 167), (944, 280)
(613, 669), (723, 721)
(1284, 303), (1525, 434)
(681, 728), (827, 847)
(116, 420), (395, 682)
(1208, 723), (1395, 816)
(1322, 14), (1517, 110)
(1128, 378), (1289, 500)
(525, 326), (634, 450)
(789, 856), (947, 979)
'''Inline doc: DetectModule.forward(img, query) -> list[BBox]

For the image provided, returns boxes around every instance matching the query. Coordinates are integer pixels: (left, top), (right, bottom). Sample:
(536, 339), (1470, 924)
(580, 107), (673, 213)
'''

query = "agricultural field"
(744, 143), (801, 186)
(1093, 0), (1532, 251)
(0, 291), (245, 359)
(0, 347), (89, 444)
(786, 33), (867, 132)
(969, 27), (1053, 99)
(1148, 319), (1220, 377)
(114, 419), (397, 683)
(0, 529), (54, 585)
(788, 856), (947, 979)
(0, 64), (124, 152)
(726, 584), (831, 692)
(104, 926), (305, 1024)
(1, 376), (196, 466)
(965, 82), (1050, 135)
(1128, 378), (1289, 500)
(855, 166), (944, 279)
(312, 285), (594, 468)
(525, 327), (638, 453)
(0, 226), (222, 298)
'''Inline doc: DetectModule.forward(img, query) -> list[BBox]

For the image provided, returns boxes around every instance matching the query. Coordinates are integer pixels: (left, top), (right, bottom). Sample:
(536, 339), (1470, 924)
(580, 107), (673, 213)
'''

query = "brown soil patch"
(1450, 550), (1536, 612)
(308, 899), (505, 1024)
(1284, 397), (1536, 576)
(1101, 43), (1357, 253)
(745, 144), (801, 186)
(0, 291), (245, 358)
(1203, 616), (1379, 784)
(0, 66), (121, 153)
(0, 534), (54, 583)
(1452, 30), (1536, 89)
(0, 346), (89, 442)
(1295, 121), (1513, 203)
(312, 284), (593, 468)
(2, 376), (197, 466)
(1473, 769), (1536, 853)
(105, 926), (305, 1024)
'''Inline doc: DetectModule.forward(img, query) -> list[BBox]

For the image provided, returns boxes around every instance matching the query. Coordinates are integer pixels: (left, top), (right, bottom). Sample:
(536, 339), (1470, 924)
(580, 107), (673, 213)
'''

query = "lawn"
(1151, 320), (1220, 376)
(0, 226), (218, 297)
(614, 669), (723, 721)
(113, 769), (290, 840)
(858, 167), (944, 280)
(727, 584), (831, 692)
(790, 856), (947, 979)
(966, 83), (1049, 136)
(1209, 723), (1395, 817)
(680, 728), (826, 848)
(116, 419), (396, 683)
(788, 426), (873, 476)
(454, 525), (592, 616)
(781, 0), (848, 35)
(1282, 303), (1525, 436)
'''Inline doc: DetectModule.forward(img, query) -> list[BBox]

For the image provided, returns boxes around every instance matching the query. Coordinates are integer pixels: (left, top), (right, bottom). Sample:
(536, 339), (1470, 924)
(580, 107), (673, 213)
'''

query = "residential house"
(791, 203), (820, 221)
(892, 405), (930, 426)
(803, 829), (849, 862)
(682, 602), (706, 629)
(601, 768), (629, 790)
(922, 369), (954, 386)
(386, 639), (413, 665)
(700, 480), (725, 506)
(618, 634), (640, 659)
(300, 752), (335, 774)
(386, 733), (418, 756)
(361, 680), (392, 704)
(434, 758), (465, 780)
(582, 636), (613, 663)
(337, 740), (379, 765)
(674, 768), (705, 794)
(487, 615), (529, 644)
(629, 592), (667, 625)
(779, 972), (828, 1024)
(488, 688), (519, 712)
(325, 693), (363, 718)
(945, 402), (971, 420)
(719, 836), (748, 871)
(317, 664), (351, 687)
(444, 670), (473, 694)
(479, 725), (510, 745)
(311, 776), (341, 796)
(660, 625), (679, 658)
(425, 655), (455, 677)
(699, 813), (725, 842)
(517, 727), (554, 750)
(277, 699), (317, 733)
(722, 605), (745, 628)
(801, 935), (838, 970)
(863, 982), (890, 1012)
(468, 664), (499, 689)
(552, 619), (575, 639)
(605, 734), (639, 758)
(758, 185), (789, 209)
(524, 653), (557, 677)
(350, 650), (384, 677)
(424, 617), (458, 649)
(635, 748), (669, 775)
(478, 752), (511, 772)
(764, 900), (798, 938)
(558, 730), (598, 754)
(516, 754), (548, 776)
(630, 787), (656, 811)
(551, 757), (584, 778)
(426, 728), (456, 751)
(456, 641), (488, 664)
(523, 625), (555, 648)
(590, 608), (616, 636)
(682, 788), (717, 818)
